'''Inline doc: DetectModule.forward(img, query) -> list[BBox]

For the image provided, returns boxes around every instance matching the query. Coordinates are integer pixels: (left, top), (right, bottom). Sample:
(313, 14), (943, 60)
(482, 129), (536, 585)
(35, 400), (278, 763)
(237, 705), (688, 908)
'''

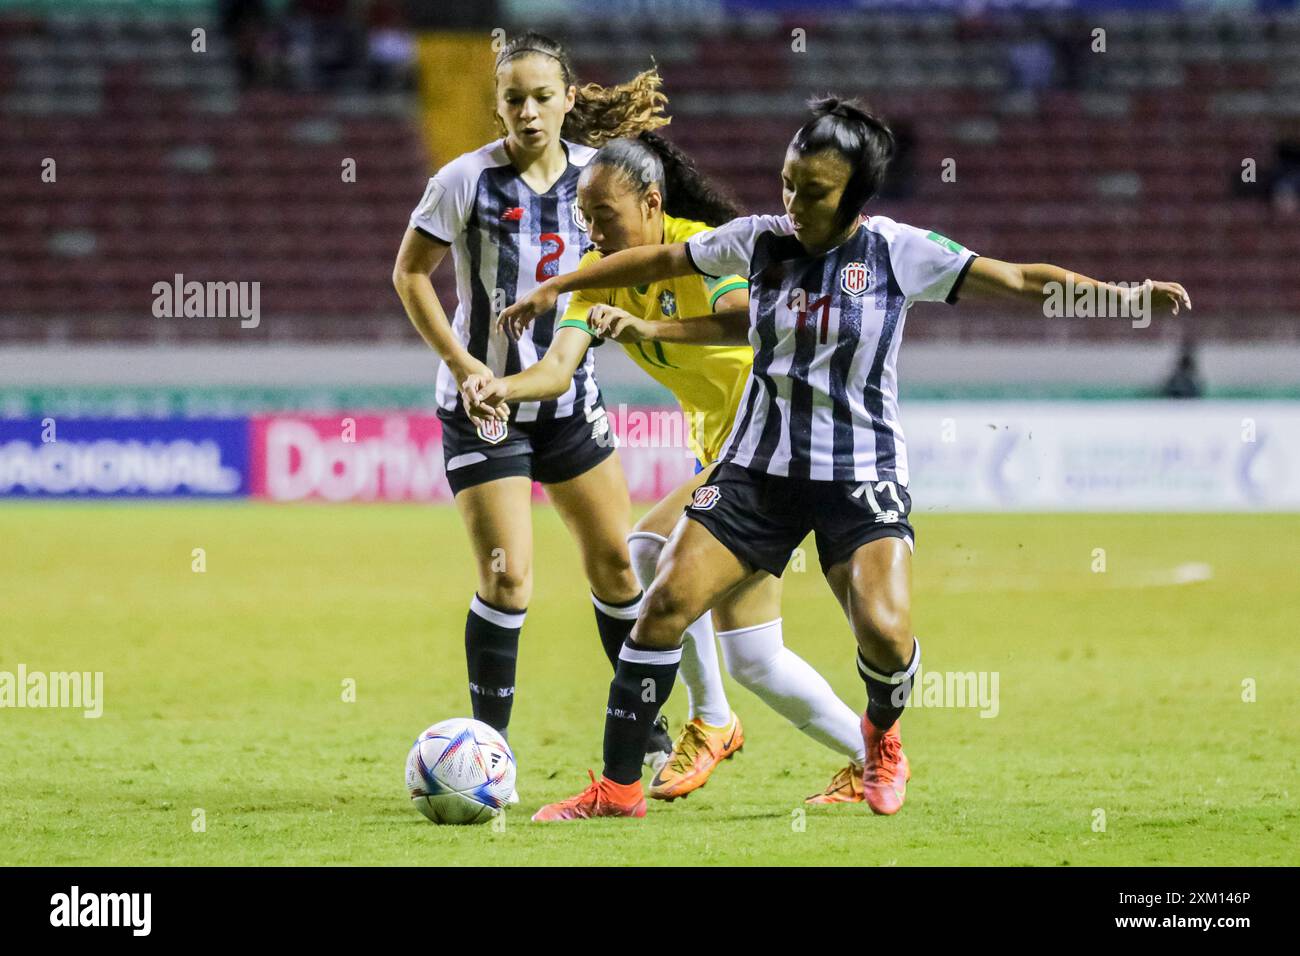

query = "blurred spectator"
(1048, 17), (1086, 91)
(1161, 341), (1204, 399)
(284, 0), (362, 91)
(1007, 25), (1057, 93)
(218, 0), (272, 88)
(366, 0), (414, 92)
(1270, 140), (1300, 215)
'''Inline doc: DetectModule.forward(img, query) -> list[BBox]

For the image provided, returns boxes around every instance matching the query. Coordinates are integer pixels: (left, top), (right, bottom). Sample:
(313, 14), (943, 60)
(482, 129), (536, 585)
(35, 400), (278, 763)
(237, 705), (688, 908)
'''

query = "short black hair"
(789, 96), (895, 232)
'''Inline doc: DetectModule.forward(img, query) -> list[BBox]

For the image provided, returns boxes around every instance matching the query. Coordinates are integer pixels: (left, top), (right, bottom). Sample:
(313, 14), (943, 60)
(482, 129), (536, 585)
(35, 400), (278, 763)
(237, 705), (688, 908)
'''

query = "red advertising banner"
(249, 409), (699, 503)
(251, 415), (450, 502)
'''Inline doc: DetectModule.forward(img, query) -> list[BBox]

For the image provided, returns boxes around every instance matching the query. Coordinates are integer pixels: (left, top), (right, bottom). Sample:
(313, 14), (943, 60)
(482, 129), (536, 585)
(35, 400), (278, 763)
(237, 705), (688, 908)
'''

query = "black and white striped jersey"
(685, 213), (977, 483)
(410, 138), (600, 421)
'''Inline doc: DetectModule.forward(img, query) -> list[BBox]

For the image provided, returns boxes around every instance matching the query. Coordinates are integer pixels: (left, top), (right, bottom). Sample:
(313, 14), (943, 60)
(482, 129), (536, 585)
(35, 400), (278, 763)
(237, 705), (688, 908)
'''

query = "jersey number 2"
(536, 233), (565, 282)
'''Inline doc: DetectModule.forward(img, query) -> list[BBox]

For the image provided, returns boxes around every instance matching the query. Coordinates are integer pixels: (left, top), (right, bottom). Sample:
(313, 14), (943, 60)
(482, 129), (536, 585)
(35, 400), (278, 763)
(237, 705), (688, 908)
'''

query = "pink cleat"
(531, 770), (647, 822)
(860, 714), (910, 816)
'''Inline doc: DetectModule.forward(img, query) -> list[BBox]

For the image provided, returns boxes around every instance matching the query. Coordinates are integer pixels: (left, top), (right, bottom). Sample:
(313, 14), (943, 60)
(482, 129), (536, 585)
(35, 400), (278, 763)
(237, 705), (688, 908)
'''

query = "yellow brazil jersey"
(555, 214), (752, 464)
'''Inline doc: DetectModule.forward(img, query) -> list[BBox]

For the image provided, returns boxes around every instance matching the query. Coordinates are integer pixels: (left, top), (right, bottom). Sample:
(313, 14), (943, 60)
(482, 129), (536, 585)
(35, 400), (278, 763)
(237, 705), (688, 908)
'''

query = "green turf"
(1, 503), (1296, 866)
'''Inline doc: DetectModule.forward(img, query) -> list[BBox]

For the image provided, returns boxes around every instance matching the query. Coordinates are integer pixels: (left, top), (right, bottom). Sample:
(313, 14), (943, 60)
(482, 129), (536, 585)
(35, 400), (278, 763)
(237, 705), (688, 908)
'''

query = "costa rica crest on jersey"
(476, 418), (508, 445)
(690, 485), (722, 511)
(839, 261), (871, 297)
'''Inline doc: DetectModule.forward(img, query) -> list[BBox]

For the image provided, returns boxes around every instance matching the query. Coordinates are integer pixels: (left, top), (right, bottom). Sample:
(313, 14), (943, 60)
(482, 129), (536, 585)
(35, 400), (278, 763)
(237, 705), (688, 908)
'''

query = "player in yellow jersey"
(462, 132), (870, 804)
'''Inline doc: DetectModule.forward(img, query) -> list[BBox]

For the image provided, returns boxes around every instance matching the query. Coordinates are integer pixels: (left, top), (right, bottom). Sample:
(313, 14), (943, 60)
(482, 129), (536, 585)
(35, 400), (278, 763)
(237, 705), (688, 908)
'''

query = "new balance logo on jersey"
(874, 510), (900, 524)
(839, 261), (872, 297)
(476, 419), (508, 444)
(500, 206), (524, 222)
(690, 486), (722, 511)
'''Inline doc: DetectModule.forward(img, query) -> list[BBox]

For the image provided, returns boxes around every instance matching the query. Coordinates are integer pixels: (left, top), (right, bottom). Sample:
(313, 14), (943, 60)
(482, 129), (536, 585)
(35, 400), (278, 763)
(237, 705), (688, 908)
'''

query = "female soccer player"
(462, 131), (872, 804)
(392, 32), (678, 760)
(501, 96), (1191, 820)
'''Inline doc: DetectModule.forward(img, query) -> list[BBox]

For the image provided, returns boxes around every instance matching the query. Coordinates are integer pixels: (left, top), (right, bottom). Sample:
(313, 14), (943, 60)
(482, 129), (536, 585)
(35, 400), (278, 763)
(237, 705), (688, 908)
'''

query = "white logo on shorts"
(476, 419), (508, 444)
(690, 486), (722, 511)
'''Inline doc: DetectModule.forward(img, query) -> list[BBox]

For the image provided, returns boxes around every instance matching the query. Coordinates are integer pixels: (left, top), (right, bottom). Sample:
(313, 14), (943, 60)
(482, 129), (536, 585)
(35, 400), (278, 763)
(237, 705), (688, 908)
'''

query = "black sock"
(858, 638), (920, 732)
(465, 594), (526, 738)
(602, 640), (682, 785)
(591, 591), (643, 670)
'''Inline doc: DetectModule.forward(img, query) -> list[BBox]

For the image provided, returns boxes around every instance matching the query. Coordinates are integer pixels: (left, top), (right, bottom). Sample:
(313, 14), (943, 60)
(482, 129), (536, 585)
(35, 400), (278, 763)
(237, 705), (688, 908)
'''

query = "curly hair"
(493, 31), (669, 147)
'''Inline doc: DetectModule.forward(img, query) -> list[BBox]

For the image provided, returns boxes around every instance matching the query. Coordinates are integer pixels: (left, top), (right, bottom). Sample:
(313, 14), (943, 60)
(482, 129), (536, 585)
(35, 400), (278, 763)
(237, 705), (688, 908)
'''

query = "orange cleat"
(531, 770), (646, 822)
(860, 714), (909, 815)
(805, 763), (866, 804)
(649, 712), (744, 801)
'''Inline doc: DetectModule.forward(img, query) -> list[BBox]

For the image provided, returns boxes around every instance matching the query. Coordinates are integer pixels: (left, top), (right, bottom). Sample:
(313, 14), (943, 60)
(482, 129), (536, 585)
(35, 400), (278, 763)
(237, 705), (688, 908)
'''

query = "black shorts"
(683, 462), (915, 577)
(439, 404), (615, 495)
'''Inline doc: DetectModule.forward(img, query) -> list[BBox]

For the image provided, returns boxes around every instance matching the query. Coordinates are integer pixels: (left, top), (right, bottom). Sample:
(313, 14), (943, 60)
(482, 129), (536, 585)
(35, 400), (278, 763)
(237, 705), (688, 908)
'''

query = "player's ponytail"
(791, 95), (895, 231)
(566, 70), (670, 147)
(589, 132), (742, 227)
(493, 31), (669, 147)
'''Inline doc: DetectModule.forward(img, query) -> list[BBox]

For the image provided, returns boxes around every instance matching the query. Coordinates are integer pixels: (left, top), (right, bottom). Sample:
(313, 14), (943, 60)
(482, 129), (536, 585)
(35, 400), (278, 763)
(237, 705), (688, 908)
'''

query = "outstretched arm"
(961, 257), (1191, 315)
(499, 243), (696, 338)
(461, 326), (591, 423)
(587, 289), (751, 347)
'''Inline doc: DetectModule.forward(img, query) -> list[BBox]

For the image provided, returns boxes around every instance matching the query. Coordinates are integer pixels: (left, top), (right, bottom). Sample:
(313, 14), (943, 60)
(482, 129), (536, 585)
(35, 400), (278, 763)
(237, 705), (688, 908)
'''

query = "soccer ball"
(405, 718), (516, 824)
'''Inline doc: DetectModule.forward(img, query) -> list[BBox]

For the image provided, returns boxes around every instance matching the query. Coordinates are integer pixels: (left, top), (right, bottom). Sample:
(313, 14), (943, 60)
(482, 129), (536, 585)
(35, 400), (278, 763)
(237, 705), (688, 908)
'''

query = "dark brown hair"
(494, 32), (669, 147)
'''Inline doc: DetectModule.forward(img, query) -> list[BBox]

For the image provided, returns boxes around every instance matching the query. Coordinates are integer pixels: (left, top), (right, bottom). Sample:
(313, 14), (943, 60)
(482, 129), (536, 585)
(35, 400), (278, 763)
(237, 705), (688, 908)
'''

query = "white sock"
(627, 531), (732, 726)
(678, 609), (732, 727)
(718, 618), (866, 765)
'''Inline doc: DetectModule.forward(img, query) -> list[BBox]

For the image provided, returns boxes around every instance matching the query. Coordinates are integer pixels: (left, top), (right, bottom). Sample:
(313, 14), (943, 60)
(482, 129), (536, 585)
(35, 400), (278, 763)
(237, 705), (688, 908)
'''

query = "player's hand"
(448, 355), (493, 390)
(498, 280), (560, 340)
(460, 373), (509, 424)
(1142, 279), (1191, 316)
(588, 305), (651, 343)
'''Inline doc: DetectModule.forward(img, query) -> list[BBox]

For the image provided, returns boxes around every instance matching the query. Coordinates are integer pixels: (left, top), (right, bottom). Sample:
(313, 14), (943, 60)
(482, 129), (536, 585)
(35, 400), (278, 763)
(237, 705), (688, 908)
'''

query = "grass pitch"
(1, 502), (1296, 866)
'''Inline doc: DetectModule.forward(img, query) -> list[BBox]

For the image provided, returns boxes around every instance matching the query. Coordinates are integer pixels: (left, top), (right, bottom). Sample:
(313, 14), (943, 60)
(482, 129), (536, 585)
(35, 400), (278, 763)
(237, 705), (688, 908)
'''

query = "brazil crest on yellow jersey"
(555, 214), (751, 464)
